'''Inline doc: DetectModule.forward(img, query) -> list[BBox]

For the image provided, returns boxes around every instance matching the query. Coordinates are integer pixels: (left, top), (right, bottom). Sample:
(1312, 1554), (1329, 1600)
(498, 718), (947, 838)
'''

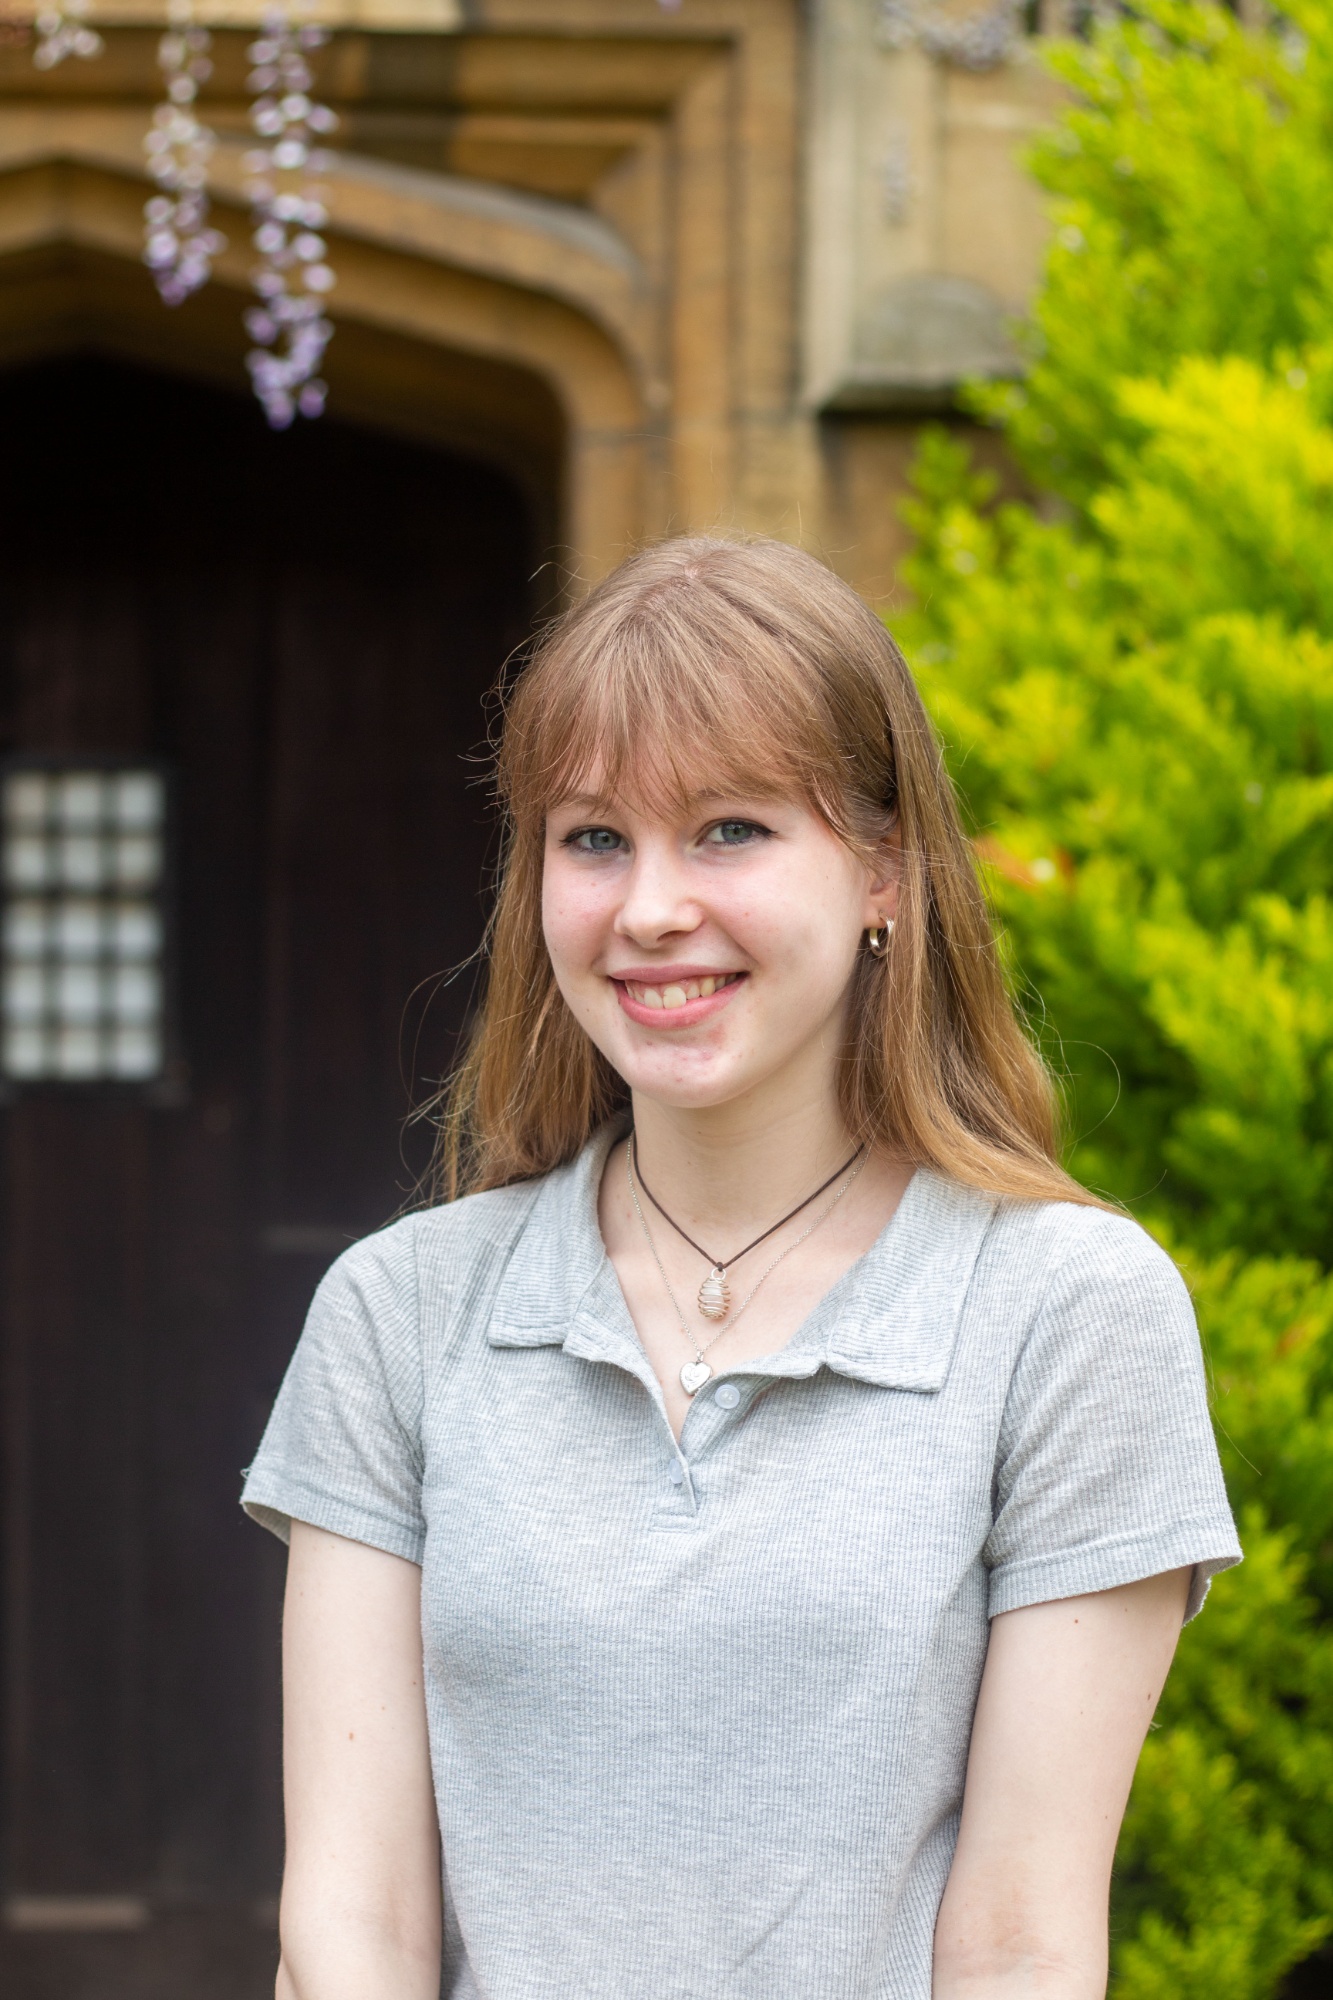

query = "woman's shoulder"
(967, 1185), (1195, 1351)
(298, 1145), (603, 1377)
(988, 1185), (1173, 1261)
(325, 1174), (552, 1299)
(923, 1167), (1179, 1277)
(910, 1170), (1191, 1344)
(1027, 1190), (1180, 1271)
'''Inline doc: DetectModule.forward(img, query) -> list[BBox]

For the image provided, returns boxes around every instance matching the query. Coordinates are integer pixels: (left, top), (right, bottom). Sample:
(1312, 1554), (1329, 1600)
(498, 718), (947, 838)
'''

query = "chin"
(577, 998), (783, 1111)
(609, 1049), (758, 1112)
(631, 1081), (746, 1113)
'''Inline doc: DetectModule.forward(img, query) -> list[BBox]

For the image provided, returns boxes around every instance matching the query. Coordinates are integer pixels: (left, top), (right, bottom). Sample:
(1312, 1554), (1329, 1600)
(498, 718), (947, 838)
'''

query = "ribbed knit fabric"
(242, 1124), (1240, 2000)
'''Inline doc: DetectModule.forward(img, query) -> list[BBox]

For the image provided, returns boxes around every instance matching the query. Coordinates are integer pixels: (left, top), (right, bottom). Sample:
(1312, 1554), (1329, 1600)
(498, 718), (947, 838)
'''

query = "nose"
(614, 841), (701, 946)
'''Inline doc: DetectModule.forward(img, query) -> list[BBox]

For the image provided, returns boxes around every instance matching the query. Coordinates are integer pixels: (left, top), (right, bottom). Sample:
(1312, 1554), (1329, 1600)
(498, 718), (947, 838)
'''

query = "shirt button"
(714, 1383), (741, 1409)
(668, 1461), (685, 1484)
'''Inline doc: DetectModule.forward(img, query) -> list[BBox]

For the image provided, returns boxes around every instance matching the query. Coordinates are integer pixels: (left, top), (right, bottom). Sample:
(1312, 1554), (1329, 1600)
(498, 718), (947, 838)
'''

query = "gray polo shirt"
(242, 1125), (1240, 2000)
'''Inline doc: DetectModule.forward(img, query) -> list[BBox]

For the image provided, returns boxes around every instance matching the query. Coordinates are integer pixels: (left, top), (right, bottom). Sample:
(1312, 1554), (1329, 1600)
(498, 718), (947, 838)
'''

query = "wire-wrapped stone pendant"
(697, 1265), (731, 1321)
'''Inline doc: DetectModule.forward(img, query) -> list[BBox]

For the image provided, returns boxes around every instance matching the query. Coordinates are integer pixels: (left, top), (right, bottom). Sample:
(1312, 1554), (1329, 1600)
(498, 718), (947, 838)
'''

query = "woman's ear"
(861, 824), (901, 929)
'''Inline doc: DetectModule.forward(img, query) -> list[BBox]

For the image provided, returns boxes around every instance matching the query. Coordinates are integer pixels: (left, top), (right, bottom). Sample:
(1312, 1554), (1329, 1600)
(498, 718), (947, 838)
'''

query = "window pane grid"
(1, 769), (167, 1082)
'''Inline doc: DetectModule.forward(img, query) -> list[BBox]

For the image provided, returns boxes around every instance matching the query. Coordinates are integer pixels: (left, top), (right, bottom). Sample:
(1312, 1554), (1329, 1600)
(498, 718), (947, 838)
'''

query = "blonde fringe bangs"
(431, 535), (1106, 1215)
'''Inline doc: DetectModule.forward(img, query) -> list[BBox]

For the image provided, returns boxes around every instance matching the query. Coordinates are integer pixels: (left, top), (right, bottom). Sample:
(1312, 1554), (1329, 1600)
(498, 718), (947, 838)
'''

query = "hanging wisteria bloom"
(143, 0), (225, 307)
(243, 10), (338, 428)
(32, 0), (102, 68)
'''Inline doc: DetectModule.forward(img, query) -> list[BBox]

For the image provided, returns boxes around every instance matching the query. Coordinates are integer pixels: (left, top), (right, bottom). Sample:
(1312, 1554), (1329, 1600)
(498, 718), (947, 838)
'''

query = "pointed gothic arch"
(0, 115), (653, 577)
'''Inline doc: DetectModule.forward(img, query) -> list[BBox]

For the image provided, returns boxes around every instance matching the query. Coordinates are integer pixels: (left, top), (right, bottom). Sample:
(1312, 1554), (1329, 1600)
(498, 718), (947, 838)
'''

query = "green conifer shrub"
(891, 4), (1333, 1989)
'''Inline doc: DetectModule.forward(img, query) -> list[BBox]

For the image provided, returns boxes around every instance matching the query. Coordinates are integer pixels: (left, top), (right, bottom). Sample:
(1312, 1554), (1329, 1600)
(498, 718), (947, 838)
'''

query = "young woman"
(243, 537), (1240, 2000)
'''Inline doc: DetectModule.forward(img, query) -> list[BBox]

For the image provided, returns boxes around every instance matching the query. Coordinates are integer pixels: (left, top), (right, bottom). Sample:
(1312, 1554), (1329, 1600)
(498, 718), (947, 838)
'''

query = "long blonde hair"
(432, 535), (1100, 1210)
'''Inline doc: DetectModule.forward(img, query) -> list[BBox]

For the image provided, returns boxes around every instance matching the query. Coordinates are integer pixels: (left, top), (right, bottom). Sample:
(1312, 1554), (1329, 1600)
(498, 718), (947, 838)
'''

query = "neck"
(628, 1066), (859, 1245)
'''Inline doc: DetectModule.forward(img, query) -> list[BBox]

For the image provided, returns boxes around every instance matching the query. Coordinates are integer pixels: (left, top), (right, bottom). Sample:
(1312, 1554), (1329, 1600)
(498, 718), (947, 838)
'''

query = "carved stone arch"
(0, 121), (654, 579)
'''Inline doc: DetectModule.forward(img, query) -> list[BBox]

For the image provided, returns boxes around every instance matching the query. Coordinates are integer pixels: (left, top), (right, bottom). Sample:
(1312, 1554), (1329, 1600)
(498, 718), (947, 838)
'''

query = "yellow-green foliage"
(982, 0), (1333, 504)
(894, 4), (1333, 1990)
(1115, 1255), (1333, 1996)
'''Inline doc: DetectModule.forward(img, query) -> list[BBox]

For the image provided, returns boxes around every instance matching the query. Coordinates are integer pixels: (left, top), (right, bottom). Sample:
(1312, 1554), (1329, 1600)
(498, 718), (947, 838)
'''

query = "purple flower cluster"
(242, 13), (339, 428)
(142, 1), (225, 307)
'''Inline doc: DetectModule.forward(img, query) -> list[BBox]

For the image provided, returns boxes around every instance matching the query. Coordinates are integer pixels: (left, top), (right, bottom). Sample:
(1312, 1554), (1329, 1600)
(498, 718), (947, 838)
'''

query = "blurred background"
(1, 1), (1331, 1996)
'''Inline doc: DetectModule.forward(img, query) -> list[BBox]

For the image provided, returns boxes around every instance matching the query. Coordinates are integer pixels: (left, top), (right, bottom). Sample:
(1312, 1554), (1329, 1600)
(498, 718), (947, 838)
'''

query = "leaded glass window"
(1, 765), (169, 1082)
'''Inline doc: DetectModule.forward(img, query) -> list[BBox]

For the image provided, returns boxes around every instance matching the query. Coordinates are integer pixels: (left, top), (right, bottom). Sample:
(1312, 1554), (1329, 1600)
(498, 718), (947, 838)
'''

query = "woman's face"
(542, 779), (896, 1116)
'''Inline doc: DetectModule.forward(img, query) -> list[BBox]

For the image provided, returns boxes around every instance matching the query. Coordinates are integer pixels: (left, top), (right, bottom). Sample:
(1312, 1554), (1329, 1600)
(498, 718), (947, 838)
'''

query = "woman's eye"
(568, 827), (624, 854)
(705, 819), (767, 847)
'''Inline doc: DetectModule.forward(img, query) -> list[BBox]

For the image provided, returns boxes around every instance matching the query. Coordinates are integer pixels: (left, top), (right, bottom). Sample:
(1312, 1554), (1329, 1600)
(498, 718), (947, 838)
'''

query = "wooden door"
(0, 355), (533, 1997)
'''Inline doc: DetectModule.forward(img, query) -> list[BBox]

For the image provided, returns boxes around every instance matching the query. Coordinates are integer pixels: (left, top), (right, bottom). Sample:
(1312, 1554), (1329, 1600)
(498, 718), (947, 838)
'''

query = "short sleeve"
(241, 1220), (426, 1563)
(984, 1214), (1241, 1622)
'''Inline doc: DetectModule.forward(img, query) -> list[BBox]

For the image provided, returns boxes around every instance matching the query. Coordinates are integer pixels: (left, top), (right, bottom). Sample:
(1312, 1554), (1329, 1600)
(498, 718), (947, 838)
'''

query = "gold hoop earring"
(866, 917), (894, 958)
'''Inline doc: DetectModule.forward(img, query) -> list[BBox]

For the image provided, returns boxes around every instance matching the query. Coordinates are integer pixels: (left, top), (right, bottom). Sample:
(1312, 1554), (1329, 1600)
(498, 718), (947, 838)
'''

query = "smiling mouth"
(619, 973), (743, 1011)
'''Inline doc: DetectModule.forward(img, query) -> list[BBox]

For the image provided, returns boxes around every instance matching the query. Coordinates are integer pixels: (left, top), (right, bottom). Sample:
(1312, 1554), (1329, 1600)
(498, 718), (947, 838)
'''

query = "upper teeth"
(627, 975), (730, 1009)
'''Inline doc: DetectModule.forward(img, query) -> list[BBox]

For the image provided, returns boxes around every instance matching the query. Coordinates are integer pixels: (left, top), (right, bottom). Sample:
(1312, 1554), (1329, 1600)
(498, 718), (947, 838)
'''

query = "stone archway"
(0, 106), (654, 578)
(0, 2), (825, 583)
(0, 236), (570, 563)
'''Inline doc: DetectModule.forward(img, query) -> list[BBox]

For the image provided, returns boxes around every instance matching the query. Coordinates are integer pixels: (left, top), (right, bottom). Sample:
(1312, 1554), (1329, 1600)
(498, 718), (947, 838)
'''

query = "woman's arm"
(275, 1520), (442, 2000)
(933, 1567), (1191, 2000)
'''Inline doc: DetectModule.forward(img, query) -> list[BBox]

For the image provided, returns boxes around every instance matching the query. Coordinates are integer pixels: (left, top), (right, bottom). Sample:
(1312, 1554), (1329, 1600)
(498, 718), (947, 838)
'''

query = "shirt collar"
(486, 1123), (998, 1394)
(485, 1120), (627, 1347)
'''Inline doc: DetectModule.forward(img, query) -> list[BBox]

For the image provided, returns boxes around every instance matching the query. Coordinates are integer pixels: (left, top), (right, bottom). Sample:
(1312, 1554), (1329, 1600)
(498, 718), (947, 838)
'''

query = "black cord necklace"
(630, 1132), (865, 1323)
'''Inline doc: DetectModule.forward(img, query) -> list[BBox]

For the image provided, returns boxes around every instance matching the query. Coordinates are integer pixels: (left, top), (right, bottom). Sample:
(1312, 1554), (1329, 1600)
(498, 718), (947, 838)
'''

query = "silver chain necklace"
(626, 1140), (869, 1395)
(631, 1131), (862, 1322)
